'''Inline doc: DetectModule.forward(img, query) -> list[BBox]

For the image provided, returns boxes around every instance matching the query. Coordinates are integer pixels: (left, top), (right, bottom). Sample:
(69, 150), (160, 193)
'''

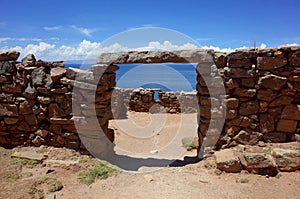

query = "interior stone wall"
(111, 88), (197, 116)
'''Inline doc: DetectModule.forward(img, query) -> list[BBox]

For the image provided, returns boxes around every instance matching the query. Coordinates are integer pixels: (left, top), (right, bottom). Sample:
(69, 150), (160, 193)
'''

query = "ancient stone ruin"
(0, 46), (299, 174)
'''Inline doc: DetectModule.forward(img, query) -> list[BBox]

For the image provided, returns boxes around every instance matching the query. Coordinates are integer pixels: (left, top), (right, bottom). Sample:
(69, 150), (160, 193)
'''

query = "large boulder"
(22, 54), (36, 67)
(0, 50), (20, 61)
(214, 149), (242, 173)
(239, 152), (278, 176)
(272, 148), (300, 171)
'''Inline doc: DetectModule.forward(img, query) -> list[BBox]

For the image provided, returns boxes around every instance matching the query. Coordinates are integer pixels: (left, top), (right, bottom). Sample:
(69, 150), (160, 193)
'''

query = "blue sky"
(0, 0), (299, 60)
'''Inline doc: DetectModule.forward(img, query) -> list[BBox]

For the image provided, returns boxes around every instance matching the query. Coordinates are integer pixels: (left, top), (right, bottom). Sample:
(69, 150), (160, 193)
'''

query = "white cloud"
(43, 26), (62, 31)
(5, 40), (274, 61)
(200, 45), (233, 52)
(260, 43), (267, 49)
(0, 37), (43, 43)
(70, 25), (97, 37)
(0, 37), (12, 42)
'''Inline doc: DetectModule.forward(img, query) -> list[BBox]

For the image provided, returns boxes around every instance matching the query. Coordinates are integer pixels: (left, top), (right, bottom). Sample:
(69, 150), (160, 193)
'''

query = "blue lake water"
(65, 63), (197, 91)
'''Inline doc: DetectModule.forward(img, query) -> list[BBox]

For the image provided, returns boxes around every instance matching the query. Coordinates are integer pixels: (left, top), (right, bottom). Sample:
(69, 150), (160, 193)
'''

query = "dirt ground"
(0, 112), (299, 199)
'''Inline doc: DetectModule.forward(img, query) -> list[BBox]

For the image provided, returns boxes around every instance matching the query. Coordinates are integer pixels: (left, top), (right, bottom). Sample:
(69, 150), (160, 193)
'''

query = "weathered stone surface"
(49, 118), (74, 125)
(224, 67), (254, 78)
(32, 135), (46, 146)
(227, 51), (255, 68)
(66, 67), (94, 82)
(234, 88), (256, 98)
(23, 84), (36, 99)
(272, 148), (300, 171)
(269, 96), (294, 107)
(263, 132), (287, 143)
(239, 100), (259, 115)
(17, 121), (30, 131)
(22, 54), (36, 67)
(37, 96), (53, 105)
(91, 64), (120, 74)
(11, 150), (47, 161)
(0, 50), (20, 61)
(48, 103), (67, 118)
(214, 52), (227, 68)
(257, 57), (287, 70)
(281, 104), (300, 120)
(31, 67), (48, 87)
(258, 74), (287, 90)
(277, 119), (297, 133)
(52, 61), (64, 68)
(35, 129), (50, 138)
(214, 149), (242, 173)
(260, 113), (275, 133)
(225, 98), (239, 109)
(2, 84), (22, 93)
(0, 104), (18, 116)
(0, 61), (15, 75)
(50, 67), (66, 82)
(226, 109), (238, 119)
(50, 87), (68, 94)
(24, 114), (38, 126)
(233, 130), (262, 145)
(4, 117), (18, 124)
(239, 153), (278, 176)
(257, 89), (277, 102)
(241, 78), (255, 88)
(19, 100), (34, 114)
(289, 50), (300, 66)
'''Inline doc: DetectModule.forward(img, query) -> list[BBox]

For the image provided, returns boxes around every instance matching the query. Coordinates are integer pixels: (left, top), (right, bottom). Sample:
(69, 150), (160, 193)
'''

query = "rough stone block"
(272, 148), (300, 171)
(258, 74), (287, 90)
(214, 149), (242, 173)
(281, 104), (300, 120)
(257, 57), (287, 70)
(239, 100), (259, 115)
(277, 119), (297, 133)
(239, 152), (278, 176)
(0, 50), (20, 61)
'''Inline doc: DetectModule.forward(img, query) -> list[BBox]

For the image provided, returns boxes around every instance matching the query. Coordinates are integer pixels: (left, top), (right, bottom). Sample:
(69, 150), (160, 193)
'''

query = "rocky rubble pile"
(214, 143), (300, 176)
(0, 50), (118, 151)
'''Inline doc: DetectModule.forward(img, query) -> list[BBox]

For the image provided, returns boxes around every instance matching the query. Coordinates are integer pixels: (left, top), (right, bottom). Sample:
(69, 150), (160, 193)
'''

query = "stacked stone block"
(0, 51), (118, 152)
(197, 46), (300, 150)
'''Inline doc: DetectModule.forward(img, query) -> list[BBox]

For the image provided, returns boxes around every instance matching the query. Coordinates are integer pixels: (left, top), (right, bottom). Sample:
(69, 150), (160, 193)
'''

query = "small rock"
(144, 174), (154, 182)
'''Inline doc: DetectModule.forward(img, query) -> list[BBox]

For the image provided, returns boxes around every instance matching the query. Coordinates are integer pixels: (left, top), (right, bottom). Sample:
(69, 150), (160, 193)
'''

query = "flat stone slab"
(11, 150), (48, 161)
(44, 159), (79, 167)
(214, 149), (242, 173)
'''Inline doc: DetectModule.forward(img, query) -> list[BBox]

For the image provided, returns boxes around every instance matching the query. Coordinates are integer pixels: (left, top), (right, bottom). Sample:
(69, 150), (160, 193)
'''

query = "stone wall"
(1, 46), (299, 151)
(0, 51), (118, 151)
(111, 88), (198, 116)
(198, 46), (300, 149)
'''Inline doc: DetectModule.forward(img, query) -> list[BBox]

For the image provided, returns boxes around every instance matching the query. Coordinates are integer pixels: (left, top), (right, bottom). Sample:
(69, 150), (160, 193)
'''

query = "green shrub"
(79, 162), (117, 185)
